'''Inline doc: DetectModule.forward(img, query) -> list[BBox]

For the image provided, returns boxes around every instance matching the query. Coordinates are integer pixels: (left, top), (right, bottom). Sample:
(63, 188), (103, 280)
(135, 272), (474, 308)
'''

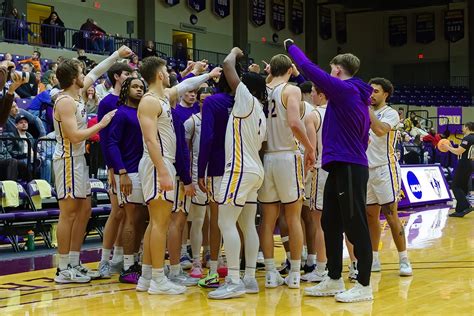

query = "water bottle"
(26, 230), (35, 251)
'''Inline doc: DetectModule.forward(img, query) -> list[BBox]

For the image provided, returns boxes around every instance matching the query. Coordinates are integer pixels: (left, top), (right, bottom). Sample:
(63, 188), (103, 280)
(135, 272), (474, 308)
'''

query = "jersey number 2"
(265, 100), (277, 119)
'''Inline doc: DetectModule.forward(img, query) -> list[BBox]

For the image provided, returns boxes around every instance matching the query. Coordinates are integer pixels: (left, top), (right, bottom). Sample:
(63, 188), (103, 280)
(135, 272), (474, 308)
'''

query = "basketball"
(437, 138), (451, 152)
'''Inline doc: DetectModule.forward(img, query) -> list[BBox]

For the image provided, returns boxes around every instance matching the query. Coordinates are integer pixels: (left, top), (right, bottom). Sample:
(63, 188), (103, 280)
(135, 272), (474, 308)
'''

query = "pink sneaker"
(189, 262), (203, 279)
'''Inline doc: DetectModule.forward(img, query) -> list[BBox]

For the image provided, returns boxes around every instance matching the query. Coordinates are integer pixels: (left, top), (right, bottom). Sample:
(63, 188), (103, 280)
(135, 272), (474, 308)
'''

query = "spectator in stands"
(45, 73), (59, 91)
(80, 18), (115, 54)
(37, 131), (55, 182)
(95, 77), (112, 100)
(5, 102), (46, 138)
(41, 11), (66, 47)
(142, 40), (158, 59)
(85, 86), (100, 114)
(7, 115), (35, 180)
(3, 53), (13, 62)
(41, 62), (58, 86)
(128, 55), (140, 70)
(19, 51), (42, 73)
(4, 8), (37, 43)
(15, 63), (38, 99)
(174, 42), (188, 61)
(77, 49), (94, 70)
(404, 112), (416, 133)
(1, 63), (26, 125)
(422, 128), (442, 147)
(36, 72), (47, 93)
(0, 126), (20, 181)
(410, 120), (428, 138)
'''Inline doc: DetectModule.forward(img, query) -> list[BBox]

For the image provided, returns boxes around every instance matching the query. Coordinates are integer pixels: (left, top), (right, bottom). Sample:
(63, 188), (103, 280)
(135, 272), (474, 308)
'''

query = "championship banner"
(388, 16), (407, 47)
(250, 0), (266, 27)
(335, 11), (347, 44)
(398, 165), (452, 209)
(437, 107), (463, 134)
(289, 0), (303, 35)
(188, 0), (206, 12)
(416, 13), (435, 44)
(213, 0), (230, 18)
(445, 10), (464, 43)
(319, 7), (332, 40)
(164, 0), (180, 6)
(271, 0), (286, 31)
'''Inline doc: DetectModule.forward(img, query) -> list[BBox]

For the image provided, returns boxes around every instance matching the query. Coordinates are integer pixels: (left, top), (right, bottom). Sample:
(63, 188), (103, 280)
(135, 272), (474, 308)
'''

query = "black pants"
(452, 160), (473, 213)
(322, 162), (372, 286)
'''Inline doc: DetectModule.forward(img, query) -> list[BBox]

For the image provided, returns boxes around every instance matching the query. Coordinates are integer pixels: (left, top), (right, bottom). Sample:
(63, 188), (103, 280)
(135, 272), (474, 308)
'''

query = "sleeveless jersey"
(298, 101), (316, 154)
(53, 95), (87, 159)
(315, 105), (327, 169)
(142, 92), (176, 163)
(184, 112), (202, 183)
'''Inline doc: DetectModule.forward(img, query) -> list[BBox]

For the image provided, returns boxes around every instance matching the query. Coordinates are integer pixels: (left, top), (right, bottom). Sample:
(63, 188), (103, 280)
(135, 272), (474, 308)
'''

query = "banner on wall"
(437, 107), (463, 134)
(388, 16), (407, 46)
(444, 10), (464, 43)
(213, 0), (230, 18)
(250, 0), (266, 27)
(398, 164), (451, 209)
(335, 11), (346, 44)
(289, 0), (303, 35)
(319, 6), (331, 40)
(271, 0), (286, 31)
(416, 13), (435, 44)
(164, 0), (180, 6)
(188, 0), (206, 12)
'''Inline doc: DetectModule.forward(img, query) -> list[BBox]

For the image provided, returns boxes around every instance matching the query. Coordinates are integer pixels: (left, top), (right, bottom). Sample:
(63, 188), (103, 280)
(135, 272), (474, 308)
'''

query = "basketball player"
(135, 56), (221, 295)
(53, 45), (133, 283)
(97, 63), (133, 277)
(184, 86), (214, 279)
(301, 84), (329, 283)
(107, 77), (148, 284)
(286, 39), (373, 302)
(197, 70), (237, 288)
(365, 78), (412, 276)
(207, 47), (267, 299)
(258, 53), (315, 290)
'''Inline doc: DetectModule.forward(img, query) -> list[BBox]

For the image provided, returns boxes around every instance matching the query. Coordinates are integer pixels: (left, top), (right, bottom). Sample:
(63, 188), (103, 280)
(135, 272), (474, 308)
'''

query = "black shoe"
(278, 259), (290, 275)
(449, 207), (473, 218)
(303, 264), (316, 274)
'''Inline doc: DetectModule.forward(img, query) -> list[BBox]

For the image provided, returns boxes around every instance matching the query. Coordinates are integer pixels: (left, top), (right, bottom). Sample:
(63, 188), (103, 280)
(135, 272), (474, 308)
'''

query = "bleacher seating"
(391, 84), (472, 107)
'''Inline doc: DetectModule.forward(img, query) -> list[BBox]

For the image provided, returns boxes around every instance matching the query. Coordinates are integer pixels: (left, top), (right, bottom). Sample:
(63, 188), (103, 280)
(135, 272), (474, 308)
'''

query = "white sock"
(316, 260), (327, 272)
(228, 268), (240, 283)
(264, 259), (275, 271)
(101, 249), (112, 262)
(170, 264), (180, 275)
(290, 260), (301, 272)
(245, 267), (256, 278)
(209, 260), (218, 275)
(307, 254), (316, 266)
(151, 268), (164, 282)
(302, 246), (308, 260)
(123, 255), (134, 270)
(373, 251), (379, 262)
(286, 252), (291, 261)
(112, 246), (124, 263)
(58, 254), (69, 270)
(142, 264), (152, 280)
(399, 250), (408, 262)
(69, 251), (80, 267)
(134, 252), (139, 263)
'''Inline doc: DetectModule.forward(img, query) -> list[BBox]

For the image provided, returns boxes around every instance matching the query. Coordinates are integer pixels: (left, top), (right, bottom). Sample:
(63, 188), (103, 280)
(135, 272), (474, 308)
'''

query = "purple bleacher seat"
(0, 213), (16, 221)
(90, 179), (108, 194)
(92, 206), (111, 216)
(13, 211), (50, 220)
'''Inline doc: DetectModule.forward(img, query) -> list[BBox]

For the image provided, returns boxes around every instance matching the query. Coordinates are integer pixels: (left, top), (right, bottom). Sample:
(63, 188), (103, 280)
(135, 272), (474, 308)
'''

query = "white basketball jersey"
(265, 83), (300, 153)
(298, 101), (316, 154)
(224, 82), (266, 178)
(315, 105), (327, 169)
(367, 105), (399, 168)
(53, 95), (87, 159)
(184, 113), (202, 183)
(142, 93), (176, 163)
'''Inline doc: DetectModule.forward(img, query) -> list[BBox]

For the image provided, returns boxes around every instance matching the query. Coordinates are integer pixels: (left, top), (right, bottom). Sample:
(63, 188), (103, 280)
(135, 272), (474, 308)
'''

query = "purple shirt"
(198, 93), (234, 178)
(97, 94), (119, 167)
(107, 105), (143, 174)
(288, 44), (372, 169)
(172, 113), (192, 185)
(172, 103), (200, 124)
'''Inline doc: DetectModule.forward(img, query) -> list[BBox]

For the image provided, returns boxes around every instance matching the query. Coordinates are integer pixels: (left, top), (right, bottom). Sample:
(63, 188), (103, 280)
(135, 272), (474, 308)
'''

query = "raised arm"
(223, 47), (244, 93)
(56, 97), (116, 144)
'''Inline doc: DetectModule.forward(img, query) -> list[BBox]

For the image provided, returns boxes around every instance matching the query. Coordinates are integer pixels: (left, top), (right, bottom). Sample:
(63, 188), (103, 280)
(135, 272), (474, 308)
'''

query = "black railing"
(0, 16), (227, 65)
(0, 136), (34, 181)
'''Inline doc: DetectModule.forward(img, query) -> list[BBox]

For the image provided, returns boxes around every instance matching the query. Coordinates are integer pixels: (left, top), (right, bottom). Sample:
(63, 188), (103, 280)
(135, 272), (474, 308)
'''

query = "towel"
(31, 180), (52, 209)
(1, 181), (20, 208)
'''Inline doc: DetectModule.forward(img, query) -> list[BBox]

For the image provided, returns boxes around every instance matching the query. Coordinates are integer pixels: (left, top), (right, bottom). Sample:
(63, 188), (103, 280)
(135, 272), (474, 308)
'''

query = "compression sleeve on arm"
(86, 51), (120, 83)
(176, 73), (210, 97)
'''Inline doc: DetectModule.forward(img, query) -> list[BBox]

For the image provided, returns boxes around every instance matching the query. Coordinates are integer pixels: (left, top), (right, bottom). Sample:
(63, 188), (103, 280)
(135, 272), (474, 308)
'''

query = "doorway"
(172, 30), (194, 61)
(27, 3), (53, 45)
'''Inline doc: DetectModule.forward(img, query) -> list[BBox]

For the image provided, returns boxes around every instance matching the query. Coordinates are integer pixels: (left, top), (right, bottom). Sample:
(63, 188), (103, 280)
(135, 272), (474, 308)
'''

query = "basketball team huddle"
(51, 39), (412, 303)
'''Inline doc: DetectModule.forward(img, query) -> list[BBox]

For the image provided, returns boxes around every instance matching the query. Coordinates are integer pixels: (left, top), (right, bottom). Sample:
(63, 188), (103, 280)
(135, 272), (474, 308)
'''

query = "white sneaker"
(305, 276), (345, 296)
(73, 264), (101, 279)
(208, 277), (246, 299)
(301, 269), (328, 282)
(242, 276), (259, 294)
(148, 277), (186, 295)
(335, 282), (373, 303)
(169, 268), (199, 286)
(284, 271), (301, 289)
(371, 259), (381, 272)
(257, 251), (264, 264)
(136, 276), (150, 292)
(348, 262), (358, 283)
(54, 266), (91, 284)
(265, 270), (284, 288)
(110, 260), (124, 274)
(399, 258), (413, 276)
(98, 261), (111, 278)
